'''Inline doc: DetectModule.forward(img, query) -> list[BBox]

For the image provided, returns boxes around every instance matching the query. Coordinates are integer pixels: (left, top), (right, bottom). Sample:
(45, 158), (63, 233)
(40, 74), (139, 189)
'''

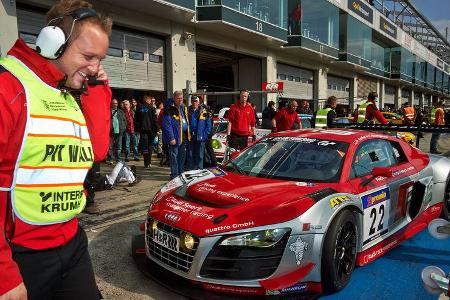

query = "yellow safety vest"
(428, 108), (437, 124)
(315, 107), (332, 128)
(357, 101), (372, 123)
(0, 56), (92, 225)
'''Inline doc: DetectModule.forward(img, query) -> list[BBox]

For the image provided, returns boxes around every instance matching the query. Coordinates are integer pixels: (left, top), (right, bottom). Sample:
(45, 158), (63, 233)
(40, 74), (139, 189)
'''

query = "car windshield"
(226, 136), (349, 182)
(213, 122), (228, 134)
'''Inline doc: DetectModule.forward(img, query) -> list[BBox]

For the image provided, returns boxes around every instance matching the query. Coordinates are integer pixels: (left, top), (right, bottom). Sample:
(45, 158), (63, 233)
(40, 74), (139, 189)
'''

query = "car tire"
(321, 209), (357, 294)
(440, 177), (450, 220)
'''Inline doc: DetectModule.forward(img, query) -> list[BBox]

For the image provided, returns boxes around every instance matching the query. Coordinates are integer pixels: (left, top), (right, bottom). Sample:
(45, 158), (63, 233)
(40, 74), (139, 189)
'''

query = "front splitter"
(132, 234), (317, 300)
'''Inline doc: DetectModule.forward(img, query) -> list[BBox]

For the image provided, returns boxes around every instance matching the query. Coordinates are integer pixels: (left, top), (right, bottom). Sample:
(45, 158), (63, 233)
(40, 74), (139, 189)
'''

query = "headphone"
(35, 7), (98, 59)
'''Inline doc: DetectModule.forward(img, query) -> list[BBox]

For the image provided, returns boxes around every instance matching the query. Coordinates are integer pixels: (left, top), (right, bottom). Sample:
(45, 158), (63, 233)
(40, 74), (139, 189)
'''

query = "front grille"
(146, 217), (198, 273)
(200, 233), (289, 280)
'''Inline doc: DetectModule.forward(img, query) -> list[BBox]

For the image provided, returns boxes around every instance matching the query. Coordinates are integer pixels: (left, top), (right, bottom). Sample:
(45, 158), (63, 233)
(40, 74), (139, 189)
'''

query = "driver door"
(348, 139), (416, 248)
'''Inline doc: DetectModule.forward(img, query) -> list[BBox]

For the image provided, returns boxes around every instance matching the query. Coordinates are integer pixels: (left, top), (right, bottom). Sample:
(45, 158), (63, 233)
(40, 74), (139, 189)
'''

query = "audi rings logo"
(165, 213), (181, 222)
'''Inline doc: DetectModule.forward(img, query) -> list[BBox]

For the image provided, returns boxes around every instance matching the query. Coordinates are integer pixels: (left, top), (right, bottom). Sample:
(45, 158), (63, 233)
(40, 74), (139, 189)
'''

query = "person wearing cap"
(430, 101), (445, 154)
(187, 96), (212, 169)
(226, 89), (256, 150)
(0, 0), (112, 298)
(355, 92), (388, 124)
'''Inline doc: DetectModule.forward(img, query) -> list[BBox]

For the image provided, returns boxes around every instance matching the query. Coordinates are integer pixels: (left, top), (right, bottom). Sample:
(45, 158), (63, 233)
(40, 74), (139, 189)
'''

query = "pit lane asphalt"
(82, 133), (450, 300)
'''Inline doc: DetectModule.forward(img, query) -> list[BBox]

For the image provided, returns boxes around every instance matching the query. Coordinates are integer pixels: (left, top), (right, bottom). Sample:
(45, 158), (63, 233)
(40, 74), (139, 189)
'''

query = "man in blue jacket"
(187, 96), (212, 170)
(162, 91), (191, 179)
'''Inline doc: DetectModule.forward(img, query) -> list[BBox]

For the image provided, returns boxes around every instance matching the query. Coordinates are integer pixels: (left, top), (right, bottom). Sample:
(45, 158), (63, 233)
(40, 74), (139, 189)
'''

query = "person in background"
(430, 101), (445, 154)
(188, 96), (212, 170)
(134, 95), (158, 168)
(298, 99), (312, 115)
(314, 96), (337, 128)
(122, 100), (139, 162)
(203, 102), (217, 167)
(155, 102), (164, 159)
(163, 91), (191, 179)
(131, 98), (140, 156)
(272, 100), (301, 132)
(107, 98), (126, 163)
(414, 105), (424, 138)
(262, 100), (276, 129)
(226, 89), (256, 150)
(0, 0), (112, 298)
(355, 92), (388, 124)
(402, 102), (415, 125)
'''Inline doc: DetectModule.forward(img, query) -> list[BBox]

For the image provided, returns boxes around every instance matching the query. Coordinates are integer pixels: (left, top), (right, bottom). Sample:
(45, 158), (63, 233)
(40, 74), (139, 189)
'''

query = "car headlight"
(211, 139), (222, 149)
(219, 228), (290, 247)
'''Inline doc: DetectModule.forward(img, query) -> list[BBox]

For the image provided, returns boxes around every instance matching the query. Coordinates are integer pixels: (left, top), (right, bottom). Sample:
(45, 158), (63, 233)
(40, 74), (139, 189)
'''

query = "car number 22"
(361, 187), (391, 245)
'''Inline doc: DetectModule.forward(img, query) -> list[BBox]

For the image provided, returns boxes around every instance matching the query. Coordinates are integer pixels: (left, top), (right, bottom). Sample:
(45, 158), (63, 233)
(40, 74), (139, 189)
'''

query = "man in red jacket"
(0, 1), (112, 299)
(272, 100), (301, 132)
(226, 89), (256, 150)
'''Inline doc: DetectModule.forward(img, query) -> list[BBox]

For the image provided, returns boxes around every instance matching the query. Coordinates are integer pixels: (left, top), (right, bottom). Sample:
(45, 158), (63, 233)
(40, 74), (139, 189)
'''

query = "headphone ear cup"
(35, 26), (66, 59)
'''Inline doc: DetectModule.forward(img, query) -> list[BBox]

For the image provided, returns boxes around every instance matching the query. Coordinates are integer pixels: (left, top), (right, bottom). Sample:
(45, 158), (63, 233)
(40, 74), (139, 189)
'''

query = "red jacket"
(0, 40), (111, 295)
(366, 104), (388, 124)
(227, 102), (256, 136)
(274, 108), (301, 132)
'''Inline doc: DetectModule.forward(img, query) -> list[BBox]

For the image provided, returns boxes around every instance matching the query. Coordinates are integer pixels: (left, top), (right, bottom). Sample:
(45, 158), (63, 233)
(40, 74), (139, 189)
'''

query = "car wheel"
(440, 177), (450, 220)
(321, 210), (357, 293)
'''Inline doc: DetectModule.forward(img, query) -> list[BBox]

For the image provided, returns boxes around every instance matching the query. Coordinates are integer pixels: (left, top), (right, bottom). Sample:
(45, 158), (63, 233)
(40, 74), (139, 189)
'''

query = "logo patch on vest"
(39, 190), (83, 213)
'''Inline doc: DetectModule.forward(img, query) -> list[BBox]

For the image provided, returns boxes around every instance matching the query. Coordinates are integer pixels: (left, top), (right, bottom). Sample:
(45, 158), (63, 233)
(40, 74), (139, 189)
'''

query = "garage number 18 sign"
(361, 187), (390, 245)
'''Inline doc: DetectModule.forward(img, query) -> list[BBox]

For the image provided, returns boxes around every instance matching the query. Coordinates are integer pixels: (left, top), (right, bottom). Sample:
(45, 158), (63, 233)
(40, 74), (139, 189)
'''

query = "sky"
(411, 0), (450, 41)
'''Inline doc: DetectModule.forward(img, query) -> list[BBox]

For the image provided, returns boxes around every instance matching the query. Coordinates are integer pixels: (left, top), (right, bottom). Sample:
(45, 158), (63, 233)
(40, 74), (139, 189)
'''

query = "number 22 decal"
(369, 204), (385, 235)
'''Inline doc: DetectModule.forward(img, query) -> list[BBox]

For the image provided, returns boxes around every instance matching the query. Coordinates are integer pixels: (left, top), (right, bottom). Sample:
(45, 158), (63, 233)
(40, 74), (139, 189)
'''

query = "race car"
(134, 128), (450, 298)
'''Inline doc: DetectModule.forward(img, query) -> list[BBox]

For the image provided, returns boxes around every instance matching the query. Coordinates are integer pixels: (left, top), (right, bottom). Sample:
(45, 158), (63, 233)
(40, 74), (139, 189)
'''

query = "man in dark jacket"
(262, 101), (276, 129)
(134, 95), (158, 168)
(188, 96), (212, 170)
(107, 98), (126, 163)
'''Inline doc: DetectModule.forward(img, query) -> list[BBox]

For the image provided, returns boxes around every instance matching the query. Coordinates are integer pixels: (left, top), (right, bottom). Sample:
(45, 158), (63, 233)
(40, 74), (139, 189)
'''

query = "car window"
(350, 139), (400, 178)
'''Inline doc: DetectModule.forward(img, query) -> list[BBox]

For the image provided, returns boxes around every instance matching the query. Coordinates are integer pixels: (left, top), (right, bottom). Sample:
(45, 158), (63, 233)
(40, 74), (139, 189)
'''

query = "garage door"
(384, 85), (395, 105)
(357, 75), (377, 100)
(328, 75), (350, 105)
(277, 64), (313, 100)
(16, 8), (165, 91)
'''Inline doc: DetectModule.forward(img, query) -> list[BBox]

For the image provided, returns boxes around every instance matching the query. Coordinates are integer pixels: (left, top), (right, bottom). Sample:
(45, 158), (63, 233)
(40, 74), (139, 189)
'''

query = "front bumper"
(132, 234), (319, 300)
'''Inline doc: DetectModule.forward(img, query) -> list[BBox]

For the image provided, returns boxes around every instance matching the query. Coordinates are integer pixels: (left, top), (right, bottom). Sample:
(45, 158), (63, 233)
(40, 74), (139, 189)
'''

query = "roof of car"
(270, 128), (393, 143)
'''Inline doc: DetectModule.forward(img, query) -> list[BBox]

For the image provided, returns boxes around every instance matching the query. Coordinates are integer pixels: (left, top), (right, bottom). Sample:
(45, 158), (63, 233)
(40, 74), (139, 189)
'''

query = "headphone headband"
(36, 7), (98, 59)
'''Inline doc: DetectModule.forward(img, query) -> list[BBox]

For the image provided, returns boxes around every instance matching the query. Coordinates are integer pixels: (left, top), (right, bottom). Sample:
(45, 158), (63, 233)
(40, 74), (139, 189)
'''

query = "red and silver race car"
(133, 128), (450, 298)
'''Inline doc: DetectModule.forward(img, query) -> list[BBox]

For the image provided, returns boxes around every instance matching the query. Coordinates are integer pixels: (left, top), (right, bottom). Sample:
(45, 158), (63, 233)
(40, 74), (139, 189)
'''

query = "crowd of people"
(107, 92), (218, 179)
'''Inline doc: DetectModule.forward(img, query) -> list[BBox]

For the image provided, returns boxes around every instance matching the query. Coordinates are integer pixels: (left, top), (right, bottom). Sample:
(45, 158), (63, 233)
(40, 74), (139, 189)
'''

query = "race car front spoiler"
(131, 234), (318, 300)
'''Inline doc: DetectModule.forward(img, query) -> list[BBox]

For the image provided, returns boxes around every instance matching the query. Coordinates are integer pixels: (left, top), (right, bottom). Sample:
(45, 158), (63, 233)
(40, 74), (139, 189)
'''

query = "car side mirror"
(372, 166), (393, 178)
(362, 166), (393, 187)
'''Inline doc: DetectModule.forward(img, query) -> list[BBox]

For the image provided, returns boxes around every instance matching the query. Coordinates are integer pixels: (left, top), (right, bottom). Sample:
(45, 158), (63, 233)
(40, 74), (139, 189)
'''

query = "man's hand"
(169, 139), (176, 146)
(0, 283), (27, 300)
(95, 64), (108, 81)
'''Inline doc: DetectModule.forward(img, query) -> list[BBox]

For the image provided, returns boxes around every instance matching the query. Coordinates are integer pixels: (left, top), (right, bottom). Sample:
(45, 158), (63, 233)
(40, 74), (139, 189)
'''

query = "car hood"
(150, 168), (339, 237)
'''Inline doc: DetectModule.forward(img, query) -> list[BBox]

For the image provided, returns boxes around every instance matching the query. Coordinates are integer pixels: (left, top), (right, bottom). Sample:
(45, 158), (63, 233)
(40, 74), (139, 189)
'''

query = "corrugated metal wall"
(277, 63), (313, 100)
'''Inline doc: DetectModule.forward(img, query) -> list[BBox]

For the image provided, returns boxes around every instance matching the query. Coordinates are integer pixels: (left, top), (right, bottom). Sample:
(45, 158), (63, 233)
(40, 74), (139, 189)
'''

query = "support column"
(349, 77), (358, 111)
(378, 80), (385, 109)
(166, 23), (196, 97)
(313, 67), (328, 111)
(394, 86), (402, 110)
(419, 93), (425, 108)
(0, 0), (18, 57)
(262, 50), (277, 108)
(409, 89), (414, 106)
